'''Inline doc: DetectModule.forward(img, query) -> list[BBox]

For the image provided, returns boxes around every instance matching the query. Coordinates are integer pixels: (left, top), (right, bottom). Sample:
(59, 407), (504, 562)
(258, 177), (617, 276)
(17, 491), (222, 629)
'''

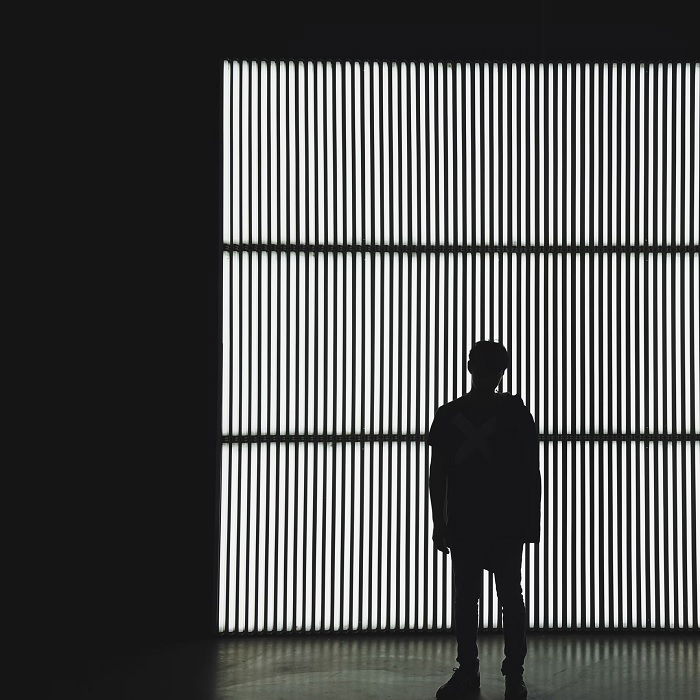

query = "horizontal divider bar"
(222, 432), (700, 444)
(224, 242), (700, 255)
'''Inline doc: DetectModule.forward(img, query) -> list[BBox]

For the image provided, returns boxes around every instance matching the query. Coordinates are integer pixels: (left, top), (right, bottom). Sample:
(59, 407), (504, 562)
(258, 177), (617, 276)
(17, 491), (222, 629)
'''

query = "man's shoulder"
(434, 392), (527, 423)
(438, 397), (463, 414)
(441, 392), (522, 406)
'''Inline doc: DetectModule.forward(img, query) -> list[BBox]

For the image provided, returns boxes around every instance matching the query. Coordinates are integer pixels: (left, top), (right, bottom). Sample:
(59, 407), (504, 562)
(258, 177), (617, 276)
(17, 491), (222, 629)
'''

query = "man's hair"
(469, 340), (509, 373)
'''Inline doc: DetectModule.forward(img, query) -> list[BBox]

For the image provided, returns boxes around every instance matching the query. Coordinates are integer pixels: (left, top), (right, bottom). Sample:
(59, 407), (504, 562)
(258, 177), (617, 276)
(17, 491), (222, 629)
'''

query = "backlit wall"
(220, 60), (700, 632)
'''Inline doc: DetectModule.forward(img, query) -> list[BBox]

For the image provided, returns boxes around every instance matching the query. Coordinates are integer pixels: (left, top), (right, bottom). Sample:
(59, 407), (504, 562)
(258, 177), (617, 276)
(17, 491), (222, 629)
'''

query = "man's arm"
(429, 446), (448, 532)
(427, 406), (450, 553)
(517, 396), (541, 543)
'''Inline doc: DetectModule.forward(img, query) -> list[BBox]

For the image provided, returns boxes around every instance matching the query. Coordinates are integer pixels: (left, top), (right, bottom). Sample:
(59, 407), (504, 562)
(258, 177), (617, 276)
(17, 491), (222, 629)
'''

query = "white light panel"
(220, 61), (700, 632)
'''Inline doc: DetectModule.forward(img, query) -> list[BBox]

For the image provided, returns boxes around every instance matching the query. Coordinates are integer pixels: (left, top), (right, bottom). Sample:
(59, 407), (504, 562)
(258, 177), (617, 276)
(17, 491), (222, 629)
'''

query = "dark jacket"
(427, 392), (541, 544)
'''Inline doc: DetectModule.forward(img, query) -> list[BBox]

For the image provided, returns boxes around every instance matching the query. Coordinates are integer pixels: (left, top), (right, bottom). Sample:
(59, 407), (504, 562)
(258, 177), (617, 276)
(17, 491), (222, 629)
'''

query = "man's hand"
(432, 523), (450, 554)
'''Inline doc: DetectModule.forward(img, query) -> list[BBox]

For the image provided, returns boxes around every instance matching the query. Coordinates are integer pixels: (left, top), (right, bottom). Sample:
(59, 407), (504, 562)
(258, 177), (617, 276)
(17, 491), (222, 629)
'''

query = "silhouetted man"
(428, 340), (541, 699)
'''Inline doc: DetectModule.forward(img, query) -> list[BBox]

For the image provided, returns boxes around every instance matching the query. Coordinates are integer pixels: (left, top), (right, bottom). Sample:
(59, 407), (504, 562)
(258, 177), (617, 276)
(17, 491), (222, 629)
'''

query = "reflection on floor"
(67, 632), (699, 699)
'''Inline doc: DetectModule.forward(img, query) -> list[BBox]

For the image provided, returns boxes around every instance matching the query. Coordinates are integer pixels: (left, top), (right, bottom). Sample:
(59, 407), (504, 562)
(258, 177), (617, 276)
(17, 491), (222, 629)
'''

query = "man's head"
(468, 340), (509, 392)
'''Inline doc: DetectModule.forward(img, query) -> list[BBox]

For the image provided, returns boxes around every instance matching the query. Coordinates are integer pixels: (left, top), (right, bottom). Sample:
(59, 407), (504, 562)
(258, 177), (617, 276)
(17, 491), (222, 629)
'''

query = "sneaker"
(436, 666), (480, 698)
(504, 674), (527, 698)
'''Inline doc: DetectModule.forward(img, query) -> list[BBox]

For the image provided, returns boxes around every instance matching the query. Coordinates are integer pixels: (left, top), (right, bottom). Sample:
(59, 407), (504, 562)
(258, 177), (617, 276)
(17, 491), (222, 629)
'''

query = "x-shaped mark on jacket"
(450, 411), (500, 465)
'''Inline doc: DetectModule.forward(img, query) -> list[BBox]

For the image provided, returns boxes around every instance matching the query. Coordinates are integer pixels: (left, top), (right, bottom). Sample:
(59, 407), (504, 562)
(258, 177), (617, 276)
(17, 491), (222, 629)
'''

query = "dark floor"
(61, 632), (698, 699)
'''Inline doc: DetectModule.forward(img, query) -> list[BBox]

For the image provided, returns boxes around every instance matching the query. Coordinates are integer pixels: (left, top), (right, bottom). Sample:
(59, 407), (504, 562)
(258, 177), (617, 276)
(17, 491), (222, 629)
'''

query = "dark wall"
(27, 37), (222, 687)
(25, 19), (696, 688)
(223, 21), (698, 62)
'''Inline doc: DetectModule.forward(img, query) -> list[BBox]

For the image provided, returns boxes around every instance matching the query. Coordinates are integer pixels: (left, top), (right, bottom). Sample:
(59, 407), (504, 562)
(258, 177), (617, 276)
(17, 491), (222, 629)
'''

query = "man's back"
(428, 391), (540, 544)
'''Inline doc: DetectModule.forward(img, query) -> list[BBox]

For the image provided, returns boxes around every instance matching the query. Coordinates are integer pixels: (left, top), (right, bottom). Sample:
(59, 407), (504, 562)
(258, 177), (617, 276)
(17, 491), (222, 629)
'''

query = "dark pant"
(450, 536), (527, 677)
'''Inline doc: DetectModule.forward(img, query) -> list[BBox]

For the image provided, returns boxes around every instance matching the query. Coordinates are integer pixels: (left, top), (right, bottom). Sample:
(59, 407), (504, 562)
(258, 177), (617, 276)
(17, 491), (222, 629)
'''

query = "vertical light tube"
(361, 442), (370, 629)
(687, 442), (696, 628)
(222, 217), (231, 440)
(575, 439), (582, 627)
(232, 61), (241, 245)
(218, 443), (230, 632)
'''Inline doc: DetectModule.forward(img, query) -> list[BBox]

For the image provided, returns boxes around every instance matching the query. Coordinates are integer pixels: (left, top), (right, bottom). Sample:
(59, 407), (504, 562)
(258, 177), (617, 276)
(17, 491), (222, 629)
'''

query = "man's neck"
(469, 387), (497, 399)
